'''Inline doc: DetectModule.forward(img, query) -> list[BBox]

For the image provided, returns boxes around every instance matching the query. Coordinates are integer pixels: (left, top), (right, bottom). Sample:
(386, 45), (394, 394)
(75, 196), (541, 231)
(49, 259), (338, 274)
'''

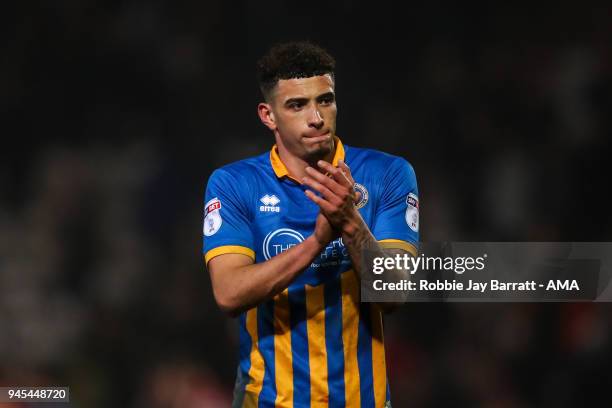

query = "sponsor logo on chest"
(263, 227), (350, 268)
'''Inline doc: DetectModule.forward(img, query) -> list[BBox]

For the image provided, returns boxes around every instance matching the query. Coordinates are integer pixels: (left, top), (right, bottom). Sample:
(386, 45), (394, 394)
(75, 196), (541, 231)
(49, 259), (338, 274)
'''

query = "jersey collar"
(270, 136), (345, 182)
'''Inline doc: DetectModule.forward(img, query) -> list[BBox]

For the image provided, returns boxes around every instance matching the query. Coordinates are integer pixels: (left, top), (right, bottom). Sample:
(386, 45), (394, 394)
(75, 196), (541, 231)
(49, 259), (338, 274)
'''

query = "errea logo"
(260, 194), (280, 213)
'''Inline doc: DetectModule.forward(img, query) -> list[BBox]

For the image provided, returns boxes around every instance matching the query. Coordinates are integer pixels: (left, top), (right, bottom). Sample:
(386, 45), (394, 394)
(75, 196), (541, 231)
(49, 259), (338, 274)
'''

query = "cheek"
(290, 112), (311, 125)
(277, 114), (305, 134)
(324, 106), (337, 122)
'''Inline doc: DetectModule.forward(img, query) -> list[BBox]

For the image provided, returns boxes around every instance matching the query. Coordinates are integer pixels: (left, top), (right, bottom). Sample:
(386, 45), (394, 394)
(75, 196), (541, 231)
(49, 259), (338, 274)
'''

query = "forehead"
(273, 74), (335, 101)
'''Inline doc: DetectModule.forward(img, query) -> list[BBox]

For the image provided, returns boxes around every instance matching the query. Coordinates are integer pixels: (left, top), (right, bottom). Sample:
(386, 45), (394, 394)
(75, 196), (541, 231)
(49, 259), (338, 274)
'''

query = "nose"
(308, 107), (324, 129)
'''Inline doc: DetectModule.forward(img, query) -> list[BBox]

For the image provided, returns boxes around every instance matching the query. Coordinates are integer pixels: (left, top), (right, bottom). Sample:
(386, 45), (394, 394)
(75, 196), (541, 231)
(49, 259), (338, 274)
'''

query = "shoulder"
(207, 151), (269, 184)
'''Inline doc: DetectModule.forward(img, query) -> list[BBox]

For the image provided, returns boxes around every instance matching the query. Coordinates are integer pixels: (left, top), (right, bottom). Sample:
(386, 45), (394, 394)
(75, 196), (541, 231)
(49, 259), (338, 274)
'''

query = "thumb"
(354, 190), (362, 204)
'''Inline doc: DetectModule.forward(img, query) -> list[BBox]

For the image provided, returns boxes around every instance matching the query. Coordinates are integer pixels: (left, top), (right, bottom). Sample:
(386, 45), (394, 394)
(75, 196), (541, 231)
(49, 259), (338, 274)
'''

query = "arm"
(208, 213), (336, 317)
(340, 211), (413, 313)
(303, 160), (414, 313)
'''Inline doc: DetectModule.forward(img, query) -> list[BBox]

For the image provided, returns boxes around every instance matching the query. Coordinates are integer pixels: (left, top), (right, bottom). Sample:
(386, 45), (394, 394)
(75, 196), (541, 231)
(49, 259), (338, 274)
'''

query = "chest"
(247, 173), (377, 286)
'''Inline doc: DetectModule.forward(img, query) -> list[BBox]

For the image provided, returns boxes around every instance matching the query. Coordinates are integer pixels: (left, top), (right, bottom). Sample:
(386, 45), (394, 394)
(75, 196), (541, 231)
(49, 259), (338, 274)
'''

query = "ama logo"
(263, 228), (305, 260)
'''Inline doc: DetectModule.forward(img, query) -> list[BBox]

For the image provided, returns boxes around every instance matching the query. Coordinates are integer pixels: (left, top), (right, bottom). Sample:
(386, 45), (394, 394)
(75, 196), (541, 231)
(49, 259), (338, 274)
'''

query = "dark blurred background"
(2, 2), (612, 407)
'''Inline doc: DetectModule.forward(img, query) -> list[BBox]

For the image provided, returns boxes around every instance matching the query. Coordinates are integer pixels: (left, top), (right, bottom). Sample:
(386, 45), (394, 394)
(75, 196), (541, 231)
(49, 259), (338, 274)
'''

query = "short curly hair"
(256, 41), (336, 100)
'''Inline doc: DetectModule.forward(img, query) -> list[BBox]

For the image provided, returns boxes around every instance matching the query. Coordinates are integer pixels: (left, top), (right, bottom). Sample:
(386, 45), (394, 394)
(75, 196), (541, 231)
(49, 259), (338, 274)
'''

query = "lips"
(304, 130), (331, 141)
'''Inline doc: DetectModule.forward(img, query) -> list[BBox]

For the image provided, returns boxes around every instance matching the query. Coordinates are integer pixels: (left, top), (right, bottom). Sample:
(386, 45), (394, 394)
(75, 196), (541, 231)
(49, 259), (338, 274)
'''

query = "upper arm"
(203, 169), (257, 314)
(202, 169), (256, 265)
(208, 252), (255, 302)
(372, 157), (419, 247)
(375, 247), (414, 314)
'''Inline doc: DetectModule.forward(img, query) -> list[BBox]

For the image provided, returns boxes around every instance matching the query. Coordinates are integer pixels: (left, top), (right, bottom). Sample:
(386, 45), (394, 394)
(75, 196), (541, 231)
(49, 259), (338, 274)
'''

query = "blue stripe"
(358, 304), (375, 407)
(257, 301), (276, 407)
(238, 313), (252, 391)
(386, 380), (391, 404)
(324, 278), (346, 408)
(289, 287), (311, 407)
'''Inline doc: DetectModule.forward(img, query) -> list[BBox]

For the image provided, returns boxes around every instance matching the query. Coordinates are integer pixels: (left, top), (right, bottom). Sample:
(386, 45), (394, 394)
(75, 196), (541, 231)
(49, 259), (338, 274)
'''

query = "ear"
(257, 103), (277, 131)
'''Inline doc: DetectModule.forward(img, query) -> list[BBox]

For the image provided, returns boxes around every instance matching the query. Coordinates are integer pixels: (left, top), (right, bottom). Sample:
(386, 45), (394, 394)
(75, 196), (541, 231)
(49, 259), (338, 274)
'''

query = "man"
(203, 41), (419, 408)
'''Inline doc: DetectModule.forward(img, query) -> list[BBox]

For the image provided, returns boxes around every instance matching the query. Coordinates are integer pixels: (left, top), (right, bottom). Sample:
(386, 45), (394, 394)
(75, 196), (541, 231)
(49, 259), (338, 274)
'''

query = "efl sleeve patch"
(405, 192), (419, 232)
(203, 197), (222, 236)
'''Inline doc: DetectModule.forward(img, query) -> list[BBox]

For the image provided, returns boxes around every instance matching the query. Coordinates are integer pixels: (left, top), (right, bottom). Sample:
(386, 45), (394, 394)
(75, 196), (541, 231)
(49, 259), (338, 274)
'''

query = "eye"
(319, 95), (335, 106)
(288, 102), (304, 110)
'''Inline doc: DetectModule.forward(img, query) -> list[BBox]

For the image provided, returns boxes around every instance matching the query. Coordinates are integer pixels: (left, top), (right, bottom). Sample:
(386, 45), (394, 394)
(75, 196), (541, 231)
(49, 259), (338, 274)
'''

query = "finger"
(302, 176), (344, 206)
(337, 160), (362, 204)
(317, 160), (353, 189)
(304, 189), (336, 213)
(338, 160), (356, 185)
(305, 166), (347, 195)
(325, 159), (354, 192)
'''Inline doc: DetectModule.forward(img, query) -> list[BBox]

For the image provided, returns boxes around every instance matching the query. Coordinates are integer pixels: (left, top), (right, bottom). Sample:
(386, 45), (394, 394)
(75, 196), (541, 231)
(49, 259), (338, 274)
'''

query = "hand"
(302, 159), (364, 236)
(312, 212), (339, 246)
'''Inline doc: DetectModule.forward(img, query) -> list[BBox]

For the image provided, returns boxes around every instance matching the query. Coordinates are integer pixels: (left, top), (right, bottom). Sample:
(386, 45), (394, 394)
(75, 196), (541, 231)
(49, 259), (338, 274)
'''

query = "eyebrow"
(316, 92), (335, 102)
(284, 97), (309, 107)
(284, 92), (335, 107)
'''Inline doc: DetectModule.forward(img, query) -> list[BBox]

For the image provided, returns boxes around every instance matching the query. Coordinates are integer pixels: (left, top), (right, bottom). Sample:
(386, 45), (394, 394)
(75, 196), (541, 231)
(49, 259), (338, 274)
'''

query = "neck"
(276, 139), (335, 182)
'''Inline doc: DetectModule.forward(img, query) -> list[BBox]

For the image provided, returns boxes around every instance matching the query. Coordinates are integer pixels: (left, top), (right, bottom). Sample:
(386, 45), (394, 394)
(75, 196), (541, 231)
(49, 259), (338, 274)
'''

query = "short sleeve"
(371, 157), (419, 254)
(202, 169), (255, 265)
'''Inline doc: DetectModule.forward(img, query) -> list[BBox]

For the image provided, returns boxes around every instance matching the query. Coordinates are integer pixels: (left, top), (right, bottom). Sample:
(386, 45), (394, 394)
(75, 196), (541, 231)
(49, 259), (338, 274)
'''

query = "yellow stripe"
(242, 387), (257, 408)
(378, 239), (418, 257)
(305, 283), (328, 407)
(371, 307), (387, 407)
(341, 269), (361, 408)
(244, 308), (264, 407)
(204, 245), (255, 264)
(274, 289), (293, 407)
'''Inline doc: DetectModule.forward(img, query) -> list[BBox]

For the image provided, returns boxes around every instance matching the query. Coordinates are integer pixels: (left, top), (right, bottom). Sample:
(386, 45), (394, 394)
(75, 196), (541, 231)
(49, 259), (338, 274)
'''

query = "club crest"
(353, 182), (369, 209)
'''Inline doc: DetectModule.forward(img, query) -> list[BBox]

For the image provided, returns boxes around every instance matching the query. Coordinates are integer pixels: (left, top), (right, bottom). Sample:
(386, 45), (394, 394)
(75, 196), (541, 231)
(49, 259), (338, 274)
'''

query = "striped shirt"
(203, 138), (419, 407)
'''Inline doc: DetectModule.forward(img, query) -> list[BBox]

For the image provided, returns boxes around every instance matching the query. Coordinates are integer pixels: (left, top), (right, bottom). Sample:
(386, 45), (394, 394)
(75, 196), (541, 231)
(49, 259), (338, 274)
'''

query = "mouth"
(303, 130), (331, 143)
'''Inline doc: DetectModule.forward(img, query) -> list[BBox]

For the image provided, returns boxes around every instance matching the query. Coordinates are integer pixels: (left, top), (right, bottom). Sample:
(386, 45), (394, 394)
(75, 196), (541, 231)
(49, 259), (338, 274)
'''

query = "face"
(259, 74), (337, 163)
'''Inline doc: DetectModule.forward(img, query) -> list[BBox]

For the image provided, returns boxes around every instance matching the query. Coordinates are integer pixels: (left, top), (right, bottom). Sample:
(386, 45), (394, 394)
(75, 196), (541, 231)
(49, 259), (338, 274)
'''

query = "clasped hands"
(302, 159), (364, 245)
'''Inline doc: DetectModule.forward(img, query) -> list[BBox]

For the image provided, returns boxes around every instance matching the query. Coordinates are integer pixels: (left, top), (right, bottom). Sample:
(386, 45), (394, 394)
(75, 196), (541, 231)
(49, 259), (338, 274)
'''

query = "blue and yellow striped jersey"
(203, 138), (419, 408)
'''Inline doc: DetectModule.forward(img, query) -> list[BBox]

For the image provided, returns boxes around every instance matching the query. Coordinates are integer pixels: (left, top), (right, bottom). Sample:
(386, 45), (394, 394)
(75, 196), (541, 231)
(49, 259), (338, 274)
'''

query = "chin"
(304, 139), (334, 162)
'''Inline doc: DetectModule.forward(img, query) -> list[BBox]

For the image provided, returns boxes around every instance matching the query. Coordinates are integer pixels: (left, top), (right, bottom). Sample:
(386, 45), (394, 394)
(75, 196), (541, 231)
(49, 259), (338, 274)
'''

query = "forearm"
(212, 236), (324, 316)
(342, 215), (412, 312)
(343, 218), (409, 278)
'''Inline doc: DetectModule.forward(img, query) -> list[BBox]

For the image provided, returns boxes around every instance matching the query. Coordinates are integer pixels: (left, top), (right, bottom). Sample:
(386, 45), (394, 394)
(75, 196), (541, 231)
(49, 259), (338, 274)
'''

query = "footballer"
(203, 41), (419, 408)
